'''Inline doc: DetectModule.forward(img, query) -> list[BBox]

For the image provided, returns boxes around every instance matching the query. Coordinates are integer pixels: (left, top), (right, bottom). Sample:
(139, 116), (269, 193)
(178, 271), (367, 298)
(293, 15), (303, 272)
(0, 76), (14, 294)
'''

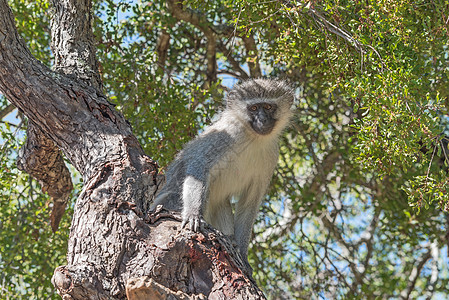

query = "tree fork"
(18, 0), (105, 232)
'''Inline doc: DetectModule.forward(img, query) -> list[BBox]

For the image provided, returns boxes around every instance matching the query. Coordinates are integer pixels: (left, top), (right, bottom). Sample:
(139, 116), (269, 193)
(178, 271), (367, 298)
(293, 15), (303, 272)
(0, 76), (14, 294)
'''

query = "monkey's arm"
(181, 173), (207, 231)
(181, 130), (233, 231)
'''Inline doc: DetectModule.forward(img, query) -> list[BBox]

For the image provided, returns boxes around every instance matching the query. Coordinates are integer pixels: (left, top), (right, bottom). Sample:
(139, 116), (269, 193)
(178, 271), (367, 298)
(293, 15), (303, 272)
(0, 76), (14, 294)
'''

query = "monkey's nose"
(260, 117), (269, 125)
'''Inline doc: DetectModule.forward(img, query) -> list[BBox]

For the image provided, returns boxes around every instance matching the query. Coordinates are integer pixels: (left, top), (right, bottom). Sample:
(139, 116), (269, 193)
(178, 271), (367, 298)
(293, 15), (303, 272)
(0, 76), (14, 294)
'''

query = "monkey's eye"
(249, 105), (258, 111)
(264, 104), (272, 110)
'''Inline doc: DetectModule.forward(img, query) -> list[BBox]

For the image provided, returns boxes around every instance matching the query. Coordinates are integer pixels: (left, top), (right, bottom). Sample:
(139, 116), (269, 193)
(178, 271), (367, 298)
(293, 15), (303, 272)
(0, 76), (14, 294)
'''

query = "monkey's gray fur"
(152, 78), (294, 272)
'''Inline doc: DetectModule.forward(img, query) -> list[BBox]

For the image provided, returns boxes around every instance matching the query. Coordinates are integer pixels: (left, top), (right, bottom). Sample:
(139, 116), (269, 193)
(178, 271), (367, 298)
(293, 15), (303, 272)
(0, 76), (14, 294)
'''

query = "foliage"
(1, 0), (449, 299)
(8, 0), (52, 64)
(0, 105), (75, 299)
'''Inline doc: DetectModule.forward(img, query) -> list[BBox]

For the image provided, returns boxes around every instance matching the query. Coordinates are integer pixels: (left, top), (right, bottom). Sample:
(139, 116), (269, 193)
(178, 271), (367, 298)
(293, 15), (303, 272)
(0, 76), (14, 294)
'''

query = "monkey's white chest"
(208, 140), (275, 203)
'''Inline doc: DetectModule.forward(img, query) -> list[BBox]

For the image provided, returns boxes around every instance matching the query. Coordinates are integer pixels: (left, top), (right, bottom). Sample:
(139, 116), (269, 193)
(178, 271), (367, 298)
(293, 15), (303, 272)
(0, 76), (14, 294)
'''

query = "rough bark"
(16, 0), (103, 232)
(17, 122), (73, 232)
(50, 0), (103, 91)
(241, 36), (261, 78)
(53, 207), (264, 299)
(0, 0), (265, 299)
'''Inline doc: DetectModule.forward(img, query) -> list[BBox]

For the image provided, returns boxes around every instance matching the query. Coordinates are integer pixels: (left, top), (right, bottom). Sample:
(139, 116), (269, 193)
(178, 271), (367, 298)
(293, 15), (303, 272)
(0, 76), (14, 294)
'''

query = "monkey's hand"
(181, 176), (206, 232)
(181, 211), (203, 232)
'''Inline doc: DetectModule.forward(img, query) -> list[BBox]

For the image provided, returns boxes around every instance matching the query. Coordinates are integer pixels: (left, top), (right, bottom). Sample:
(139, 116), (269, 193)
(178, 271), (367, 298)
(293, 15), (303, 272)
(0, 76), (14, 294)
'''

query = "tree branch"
(241, 35), (262, 78)
(217, 42), (250, 79)
(399, 247), (432, 299)
(0, 0), (136, 182)
(167, 0), (217, 86)
(0, 102), (15, 120)
(51, 0), (103, 91)
(292, 2), (388, 71)
(17, 122), (73, 232)
(156, 28), (171, 71)
(16, 0), (107, 231)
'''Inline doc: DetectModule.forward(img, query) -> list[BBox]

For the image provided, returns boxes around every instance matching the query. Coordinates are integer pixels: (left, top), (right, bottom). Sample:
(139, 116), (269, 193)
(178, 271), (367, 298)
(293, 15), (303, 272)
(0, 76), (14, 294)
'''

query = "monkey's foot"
(181, 214), (204, 232)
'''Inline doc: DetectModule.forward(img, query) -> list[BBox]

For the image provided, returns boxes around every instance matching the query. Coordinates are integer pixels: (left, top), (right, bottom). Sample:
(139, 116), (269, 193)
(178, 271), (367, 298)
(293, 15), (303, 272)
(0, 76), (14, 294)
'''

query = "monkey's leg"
(234, 191), (263, 274)
(204, 197), (234, 235)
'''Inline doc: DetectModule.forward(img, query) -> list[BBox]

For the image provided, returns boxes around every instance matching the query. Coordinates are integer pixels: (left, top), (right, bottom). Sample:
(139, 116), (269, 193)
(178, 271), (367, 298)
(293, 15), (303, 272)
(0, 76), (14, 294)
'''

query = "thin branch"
(307, 7), (387, 71)
(360, 208), (381, 276)
(242, 35), (262, 78)
(425, 139), (438, 185)
(284, 1), (388, 71)
(309, 8), (364, 53)
(424, 241), (439, 300)
(247, 8), (283, 25)
(439, 137), (449, 166)
(231, 4), (243, 48)
(0, 103), (15, 120)
(320, 212), (365, 287)
(156, 28), (171, 71)
(399, 248), (432, 299)
(0, 117), (24, 152)
(217, 42), (249, 79)
(217, 70), (243, 78)
(167, 0), (217, 86)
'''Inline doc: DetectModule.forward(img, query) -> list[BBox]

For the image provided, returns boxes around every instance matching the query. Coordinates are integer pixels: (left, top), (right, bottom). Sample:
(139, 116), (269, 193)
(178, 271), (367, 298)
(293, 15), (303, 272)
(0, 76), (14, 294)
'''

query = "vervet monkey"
(152, 78), (294, 272)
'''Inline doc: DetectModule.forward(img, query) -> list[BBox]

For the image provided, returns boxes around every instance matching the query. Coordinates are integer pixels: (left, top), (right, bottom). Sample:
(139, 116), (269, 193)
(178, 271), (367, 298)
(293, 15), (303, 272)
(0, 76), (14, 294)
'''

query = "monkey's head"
(226, 79), (294, 136)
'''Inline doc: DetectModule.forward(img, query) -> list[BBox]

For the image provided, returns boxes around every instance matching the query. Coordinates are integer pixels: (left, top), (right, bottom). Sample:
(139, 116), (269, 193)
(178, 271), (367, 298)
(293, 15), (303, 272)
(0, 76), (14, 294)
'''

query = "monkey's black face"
(247, 102), (277, 135)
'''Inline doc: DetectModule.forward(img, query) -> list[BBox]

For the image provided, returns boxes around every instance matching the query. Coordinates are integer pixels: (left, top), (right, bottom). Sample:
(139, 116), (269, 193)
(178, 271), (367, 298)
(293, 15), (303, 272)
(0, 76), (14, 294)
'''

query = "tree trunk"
(0, 0), (265, 299)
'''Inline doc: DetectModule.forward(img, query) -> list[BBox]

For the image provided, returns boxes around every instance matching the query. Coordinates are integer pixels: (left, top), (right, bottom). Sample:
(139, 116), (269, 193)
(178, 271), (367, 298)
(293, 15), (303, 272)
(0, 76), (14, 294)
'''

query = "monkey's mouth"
(251, 120), (275, 135)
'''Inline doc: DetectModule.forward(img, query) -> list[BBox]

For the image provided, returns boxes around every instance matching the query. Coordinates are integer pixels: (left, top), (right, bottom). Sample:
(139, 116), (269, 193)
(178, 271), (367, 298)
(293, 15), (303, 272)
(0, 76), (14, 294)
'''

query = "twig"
(0, 103), (15, 120)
